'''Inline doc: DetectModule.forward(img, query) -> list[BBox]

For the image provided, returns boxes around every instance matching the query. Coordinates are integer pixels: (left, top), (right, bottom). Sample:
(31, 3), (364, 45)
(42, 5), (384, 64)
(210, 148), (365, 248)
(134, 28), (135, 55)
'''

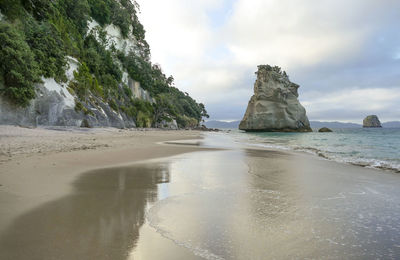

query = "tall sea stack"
(239, 65), (311, 132)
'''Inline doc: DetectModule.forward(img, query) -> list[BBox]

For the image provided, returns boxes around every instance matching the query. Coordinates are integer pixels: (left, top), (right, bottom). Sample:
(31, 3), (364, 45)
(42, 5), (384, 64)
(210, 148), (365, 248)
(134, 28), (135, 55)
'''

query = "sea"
(227, 128), (400, 173)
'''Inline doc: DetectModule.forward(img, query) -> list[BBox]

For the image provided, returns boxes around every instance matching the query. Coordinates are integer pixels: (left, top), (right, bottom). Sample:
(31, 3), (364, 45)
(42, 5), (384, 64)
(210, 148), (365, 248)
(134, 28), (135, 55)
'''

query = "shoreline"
(0, 125), (211, 235)
(1, 126), (400, 258)
(228, 129), (400, 174)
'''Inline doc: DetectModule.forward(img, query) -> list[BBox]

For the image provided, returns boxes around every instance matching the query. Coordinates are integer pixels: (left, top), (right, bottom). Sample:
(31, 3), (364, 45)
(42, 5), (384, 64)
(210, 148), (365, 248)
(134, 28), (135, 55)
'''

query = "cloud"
(302, 87), (400, 122)
(225, 0), (399, 69)
(138, 0), (400, 122)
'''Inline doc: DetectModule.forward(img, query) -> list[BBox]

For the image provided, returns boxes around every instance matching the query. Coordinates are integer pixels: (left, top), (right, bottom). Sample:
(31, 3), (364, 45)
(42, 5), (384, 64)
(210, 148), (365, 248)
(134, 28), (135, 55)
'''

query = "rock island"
(239, 65), (311, 132)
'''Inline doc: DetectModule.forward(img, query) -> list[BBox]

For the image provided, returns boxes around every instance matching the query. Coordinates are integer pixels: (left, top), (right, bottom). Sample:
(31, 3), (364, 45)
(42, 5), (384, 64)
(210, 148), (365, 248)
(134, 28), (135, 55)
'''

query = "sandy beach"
(1, 126), (400, 259)
(0, 126), (206, 234)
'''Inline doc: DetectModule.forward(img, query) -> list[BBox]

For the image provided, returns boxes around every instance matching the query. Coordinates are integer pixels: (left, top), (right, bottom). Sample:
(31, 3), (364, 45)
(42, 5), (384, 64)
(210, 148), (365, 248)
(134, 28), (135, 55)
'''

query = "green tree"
(87, 0), (112, 26)
(199, 103), (209, 120)
(0, 22), (41, 106)
(23, 18), (67, 81)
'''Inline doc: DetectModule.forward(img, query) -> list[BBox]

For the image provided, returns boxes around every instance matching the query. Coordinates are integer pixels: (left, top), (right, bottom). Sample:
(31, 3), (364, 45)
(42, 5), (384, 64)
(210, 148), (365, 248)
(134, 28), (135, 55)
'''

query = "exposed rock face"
(0, 21), (155, 129)
(0, 83), (136, 129)
(239, 65), (311, 132)
(155, 119), (178, 130)
(318, 127), (333, 132)
(127, 78), (155, 104)
(363, 115), (382, 128)
(0, 55), (154, 129)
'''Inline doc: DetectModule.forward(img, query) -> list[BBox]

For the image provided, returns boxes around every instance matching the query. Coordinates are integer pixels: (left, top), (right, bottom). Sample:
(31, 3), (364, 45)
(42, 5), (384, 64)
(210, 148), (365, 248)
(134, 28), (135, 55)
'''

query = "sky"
(138, 0), (400, 123)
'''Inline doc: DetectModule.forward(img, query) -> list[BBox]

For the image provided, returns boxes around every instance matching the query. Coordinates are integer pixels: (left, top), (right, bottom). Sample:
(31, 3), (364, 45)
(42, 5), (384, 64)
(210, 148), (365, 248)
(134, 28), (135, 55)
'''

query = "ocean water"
(229, 128), (400, 173)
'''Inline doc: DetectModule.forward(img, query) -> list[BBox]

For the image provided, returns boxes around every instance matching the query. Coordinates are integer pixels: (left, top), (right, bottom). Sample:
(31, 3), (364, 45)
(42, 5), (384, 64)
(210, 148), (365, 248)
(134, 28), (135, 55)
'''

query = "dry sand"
(0, 125), (207, 235)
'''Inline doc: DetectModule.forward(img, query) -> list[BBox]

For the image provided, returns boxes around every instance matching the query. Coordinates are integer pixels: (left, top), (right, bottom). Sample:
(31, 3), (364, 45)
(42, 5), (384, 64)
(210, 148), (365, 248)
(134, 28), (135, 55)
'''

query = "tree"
(0, 22), (41, 106)
(23, 18), (67, 81)
(199, 103), (209, 120)
(87, 0), (112, 26)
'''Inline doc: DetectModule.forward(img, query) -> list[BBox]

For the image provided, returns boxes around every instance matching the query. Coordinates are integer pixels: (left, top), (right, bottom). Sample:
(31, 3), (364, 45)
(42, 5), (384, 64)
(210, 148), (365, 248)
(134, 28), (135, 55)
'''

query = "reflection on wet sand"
(2, 147), (400, 259)
(144, 149), (400, 259)
(0, 163), (170, 260)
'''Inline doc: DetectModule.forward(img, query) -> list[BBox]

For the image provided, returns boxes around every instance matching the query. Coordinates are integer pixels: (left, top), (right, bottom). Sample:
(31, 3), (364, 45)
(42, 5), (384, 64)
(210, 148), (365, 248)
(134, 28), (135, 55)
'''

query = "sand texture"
(1, 126), (400, 259)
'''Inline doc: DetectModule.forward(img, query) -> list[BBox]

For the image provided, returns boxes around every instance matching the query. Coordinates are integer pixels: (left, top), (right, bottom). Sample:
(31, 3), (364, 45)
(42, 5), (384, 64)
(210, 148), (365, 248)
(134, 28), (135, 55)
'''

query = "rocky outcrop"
(127, 78), (155, 104)
(155, 119), (178, 130)
(239, 65), (311, 132)
(0, 83), (136, 128)
(363, 115), (382, 128)
(0, 55), (140, 128)
(318, 127), (332, 132)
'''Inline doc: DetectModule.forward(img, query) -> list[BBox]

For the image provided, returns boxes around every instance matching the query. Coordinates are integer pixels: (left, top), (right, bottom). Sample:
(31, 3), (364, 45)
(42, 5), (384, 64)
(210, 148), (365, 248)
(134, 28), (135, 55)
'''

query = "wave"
(243, 141), (400, 174)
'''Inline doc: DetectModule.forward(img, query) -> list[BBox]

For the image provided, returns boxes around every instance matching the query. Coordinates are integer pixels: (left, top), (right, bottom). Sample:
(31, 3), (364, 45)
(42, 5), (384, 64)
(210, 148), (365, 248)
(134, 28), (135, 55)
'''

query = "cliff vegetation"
(0, 0), (208, 127)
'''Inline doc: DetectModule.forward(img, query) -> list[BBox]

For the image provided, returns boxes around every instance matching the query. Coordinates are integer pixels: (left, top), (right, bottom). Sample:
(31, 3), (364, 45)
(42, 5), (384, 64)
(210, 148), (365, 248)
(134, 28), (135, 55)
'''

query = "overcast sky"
(138, 0), (400, 123)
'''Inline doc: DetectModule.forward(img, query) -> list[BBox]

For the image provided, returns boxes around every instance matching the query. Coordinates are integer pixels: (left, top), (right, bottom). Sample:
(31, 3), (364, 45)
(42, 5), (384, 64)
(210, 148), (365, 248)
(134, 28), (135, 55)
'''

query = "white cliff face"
(42, 78), (75, 108)
(87, 19), (138, 55)
(239, 65), (311, 132)
(122, 72), (129, 85)
(65, 56), (79, 82)
(41, 56), (78, 109)
(87, 19), (155, 105)
(127, 78), (155, 104)
(105, 24), (138, 55)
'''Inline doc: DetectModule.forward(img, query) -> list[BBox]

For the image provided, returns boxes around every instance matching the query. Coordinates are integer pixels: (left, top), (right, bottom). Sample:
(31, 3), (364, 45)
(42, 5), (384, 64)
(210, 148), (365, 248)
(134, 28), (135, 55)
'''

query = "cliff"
(239, 65), (311, 132)
(0, 1), (207, 128)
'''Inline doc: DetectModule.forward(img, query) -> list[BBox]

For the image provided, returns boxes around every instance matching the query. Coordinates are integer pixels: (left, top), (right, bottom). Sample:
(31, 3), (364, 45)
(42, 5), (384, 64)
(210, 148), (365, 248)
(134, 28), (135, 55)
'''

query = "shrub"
(0, 22), (41, 106)
(23, 17), (67, 81)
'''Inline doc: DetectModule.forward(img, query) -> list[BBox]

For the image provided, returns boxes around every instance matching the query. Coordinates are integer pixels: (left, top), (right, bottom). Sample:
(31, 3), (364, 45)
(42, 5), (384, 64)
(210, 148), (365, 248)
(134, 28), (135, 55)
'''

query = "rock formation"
(239, 65), (311, 132)
(318, 127), (332, 132)
(0, 82), (136, 128)
(363, 115), (382, 128)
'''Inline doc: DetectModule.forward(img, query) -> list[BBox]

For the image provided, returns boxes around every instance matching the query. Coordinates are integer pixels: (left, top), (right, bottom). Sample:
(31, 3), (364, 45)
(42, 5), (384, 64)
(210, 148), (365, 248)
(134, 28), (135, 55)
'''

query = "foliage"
(119, 51), (209, 127)
(257, 64), (287, 77)
(0, 22), (41, 106)
(23, 17), (67, 81)
(0, 0), (208, 127)
(69, 63), (103, 101)
(87, 0), (112, 26)
(134, 99), (153, 127)
(57, 0), (90, 33)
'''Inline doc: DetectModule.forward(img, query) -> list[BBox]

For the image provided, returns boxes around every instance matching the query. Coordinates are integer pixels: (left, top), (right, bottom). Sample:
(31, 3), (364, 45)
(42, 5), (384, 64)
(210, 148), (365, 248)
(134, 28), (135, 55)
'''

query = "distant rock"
(363, 115), (382, 128)
(318, 127), (332, 132)
(192, 125), (219, 132)
(239, 65), (311, 132)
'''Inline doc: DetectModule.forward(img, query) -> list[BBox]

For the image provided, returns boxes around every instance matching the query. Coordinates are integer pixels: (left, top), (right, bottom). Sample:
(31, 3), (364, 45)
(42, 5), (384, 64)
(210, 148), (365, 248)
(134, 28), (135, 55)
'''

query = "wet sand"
(0, 126), (207, 237)
(1, 129), (400, 259)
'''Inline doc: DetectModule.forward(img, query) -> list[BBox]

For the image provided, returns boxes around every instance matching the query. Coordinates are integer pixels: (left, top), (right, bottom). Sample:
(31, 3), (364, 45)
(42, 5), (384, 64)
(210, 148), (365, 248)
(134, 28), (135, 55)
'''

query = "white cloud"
(224, 0), (397, 70)
(302, 87), (400, 122)
(138, 0), (400, 121)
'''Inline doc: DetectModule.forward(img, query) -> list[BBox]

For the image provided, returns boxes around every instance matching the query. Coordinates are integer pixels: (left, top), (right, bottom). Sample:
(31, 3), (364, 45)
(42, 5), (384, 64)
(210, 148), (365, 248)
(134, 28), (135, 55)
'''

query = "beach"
(0, 126), (206, 236)
(1, 126), (400, 259)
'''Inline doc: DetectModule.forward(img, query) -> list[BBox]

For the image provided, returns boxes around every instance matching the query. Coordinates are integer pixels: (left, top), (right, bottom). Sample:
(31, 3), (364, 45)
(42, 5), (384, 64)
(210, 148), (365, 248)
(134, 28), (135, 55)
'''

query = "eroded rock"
(318, 127), (332, 132)
(363, 115), (382, 128)
(239, 65), (311, 132)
